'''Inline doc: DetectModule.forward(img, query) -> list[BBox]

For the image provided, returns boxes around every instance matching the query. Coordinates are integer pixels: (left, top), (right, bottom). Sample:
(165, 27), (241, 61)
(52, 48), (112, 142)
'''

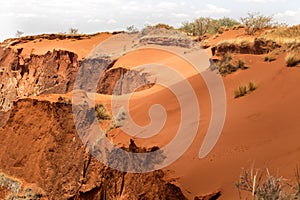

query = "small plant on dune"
(264, 50), (280, 62)
(248, 81), (257, 92)
(264, 53), (277, 62)
(256, 172), (283, 200)
(235, 85), (247, 98)
(236, 167), (300, 200)
(294, 166), (300, 198)
(236, 59), (248, 70)
(217, 52), (234, 75)
(285, 51), (300, 67)
(95, 103), (111, 120)
(216, 53), (248, 75)
(235, 168), (284, 200)
(235, 82), (257, 98)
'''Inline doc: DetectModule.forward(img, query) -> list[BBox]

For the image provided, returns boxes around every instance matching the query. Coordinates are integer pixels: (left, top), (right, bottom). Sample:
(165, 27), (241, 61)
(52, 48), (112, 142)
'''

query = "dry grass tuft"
(260, 25), (300, 46)
(95, 103), (111, 120)
(264, 51), (278, 62)
(235, 85), (247, 98)
(214, 38), (254, 47)
(236, 167), (300, 200)
(216, 53), (248, 75)
(234, 82), (257, 98)
(285, 51), (300, 67)
(248, 81), (257, 91)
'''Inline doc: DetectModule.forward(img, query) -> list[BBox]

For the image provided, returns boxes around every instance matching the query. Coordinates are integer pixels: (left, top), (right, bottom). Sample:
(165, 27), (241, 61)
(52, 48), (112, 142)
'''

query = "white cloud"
(0, 12), (37, 18)
(276, 10), (299, 17)
(1, 0), (300, 41)
(194, 4), (230, 16)
(236, 0), (286, 2)
(107, 19), (117, 24)
(87, 19), (103, 23)
(172, 13), (189, 19)
(275, 8), (300, 24)
(157, 2), (178, 9)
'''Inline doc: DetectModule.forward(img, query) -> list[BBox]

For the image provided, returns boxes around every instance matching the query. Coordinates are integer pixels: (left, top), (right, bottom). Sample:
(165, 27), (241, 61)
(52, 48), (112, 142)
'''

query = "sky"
(0, 0), (300, 41)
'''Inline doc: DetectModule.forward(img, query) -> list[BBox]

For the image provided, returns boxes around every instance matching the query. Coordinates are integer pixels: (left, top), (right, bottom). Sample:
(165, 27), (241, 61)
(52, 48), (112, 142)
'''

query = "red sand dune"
(98, 49), (300, 199)
(2, 30), (300, 199)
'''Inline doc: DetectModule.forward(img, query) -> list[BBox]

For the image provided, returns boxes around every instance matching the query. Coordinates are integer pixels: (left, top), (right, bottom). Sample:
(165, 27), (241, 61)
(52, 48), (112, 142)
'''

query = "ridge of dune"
(4, 33), (112, 60)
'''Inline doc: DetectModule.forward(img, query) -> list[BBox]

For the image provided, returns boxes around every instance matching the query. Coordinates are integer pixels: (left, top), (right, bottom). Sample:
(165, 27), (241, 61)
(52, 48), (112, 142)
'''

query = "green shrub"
(152, 23), (174, 30)
(241, 13), (274, 35)
(216, 17), (241, 28)
(285, 52), (300, 67)
(193, 17), (212, 36)
(179, 17), (240, 36)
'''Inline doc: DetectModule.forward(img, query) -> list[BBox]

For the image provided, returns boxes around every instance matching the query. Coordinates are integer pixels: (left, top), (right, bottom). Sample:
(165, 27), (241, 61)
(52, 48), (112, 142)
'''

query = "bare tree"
(194, 17), (212, 36)
(126, 25), (138, 33)
(241, 13), (274, 35)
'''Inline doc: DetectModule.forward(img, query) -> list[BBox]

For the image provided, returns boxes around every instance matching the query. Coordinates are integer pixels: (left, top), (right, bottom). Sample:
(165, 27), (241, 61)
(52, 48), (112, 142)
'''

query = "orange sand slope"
(99, 45), (300, 199)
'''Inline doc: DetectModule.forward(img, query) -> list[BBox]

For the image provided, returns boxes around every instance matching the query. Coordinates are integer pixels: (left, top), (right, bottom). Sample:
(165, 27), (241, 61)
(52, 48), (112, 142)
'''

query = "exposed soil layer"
(0, 98), (187, 200)
(0, 48), (153, 111)
(212, 38), (281, 56)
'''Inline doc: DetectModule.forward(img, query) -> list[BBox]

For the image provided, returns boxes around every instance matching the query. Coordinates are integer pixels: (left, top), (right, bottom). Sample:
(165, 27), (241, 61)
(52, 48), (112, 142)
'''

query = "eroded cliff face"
(0, 99), (187, 200)
(0, 47), (153, 111)
(0, 48), (79, 111)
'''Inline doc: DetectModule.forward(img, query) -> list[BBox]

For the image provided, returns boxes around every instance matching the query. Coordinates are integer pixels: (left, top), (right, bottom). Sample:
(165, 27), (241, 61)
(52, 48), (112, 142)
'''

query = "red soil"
(1, 30), (300, 199)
